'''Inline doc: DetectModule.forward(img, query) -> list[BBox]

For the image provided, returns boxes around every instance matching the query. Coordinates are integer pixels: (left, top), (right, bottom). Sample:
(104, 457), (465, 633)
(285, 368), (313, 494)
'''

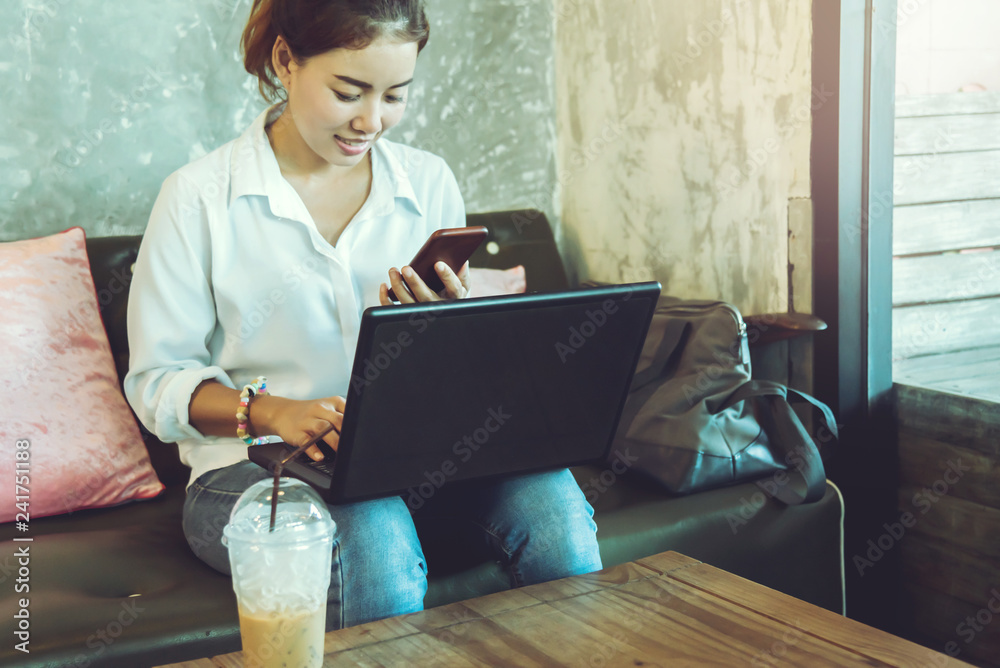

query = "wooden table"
(162, 551), (970, 667)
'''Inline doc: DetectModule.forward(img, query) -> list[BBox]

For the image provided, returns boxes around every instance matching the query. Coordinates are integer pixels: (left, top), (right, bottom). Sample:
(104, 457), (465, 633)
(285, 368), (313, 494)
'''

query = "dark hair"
(242, 0), (430, 101)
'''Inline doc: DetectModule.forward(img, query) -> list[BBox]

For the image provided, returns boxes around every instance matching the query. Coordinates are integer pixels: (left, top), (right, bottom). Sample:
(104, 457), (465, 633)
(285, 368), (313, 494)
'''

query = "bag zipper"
(659, 301), (747, 361)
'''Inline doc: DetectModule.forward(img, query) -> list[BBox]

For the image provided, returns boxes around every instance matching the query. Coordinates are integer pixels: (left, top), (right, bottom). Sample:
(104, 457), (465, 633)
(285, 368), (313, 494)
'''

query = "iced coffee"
(224, 478), (336, 668)
(238, 604), (326, 668)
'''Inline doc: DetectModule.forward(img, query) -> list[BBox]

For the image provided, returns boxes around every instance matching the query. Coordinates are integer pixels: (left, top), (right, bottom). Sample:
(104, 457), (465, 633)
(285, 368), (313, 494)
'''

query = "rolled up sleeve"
(124, 172), (234, 443)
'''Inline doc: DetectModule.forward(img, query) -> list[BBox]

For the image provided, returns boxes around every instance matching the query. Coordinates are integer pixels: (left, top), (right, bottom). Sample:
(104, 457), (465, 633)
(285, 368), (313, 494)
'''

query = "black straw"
(269, 424), (338, 532)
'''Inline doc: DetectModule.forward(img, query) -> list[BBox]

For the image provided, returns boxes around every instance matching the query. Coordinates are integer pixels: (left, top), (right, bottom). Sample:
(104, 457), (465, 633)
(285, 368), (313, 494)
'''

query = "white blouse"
(124, 103), (466, 486)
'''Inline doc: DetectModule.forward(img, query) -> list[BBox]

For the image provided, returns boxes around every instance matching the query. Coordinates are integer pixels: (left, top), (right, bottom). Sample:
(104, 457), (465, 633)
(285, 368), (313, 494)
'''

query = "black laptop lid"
(329, 282), (661, 503)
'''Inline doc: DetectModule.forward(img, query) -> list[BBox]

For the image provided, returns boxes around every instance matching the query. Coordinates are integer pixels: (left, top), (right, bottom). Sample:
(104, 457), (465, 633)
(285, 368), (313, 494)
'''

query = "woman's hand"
(378, 261), (472, 305)
(251, 395), (345, 461)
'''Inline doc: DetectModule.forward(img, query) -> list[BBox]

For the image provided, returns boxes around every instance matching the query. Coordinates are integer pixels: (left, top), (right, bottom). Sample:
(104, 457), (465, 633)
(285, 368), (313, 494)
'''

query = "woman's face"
(278, 36), (418, 169)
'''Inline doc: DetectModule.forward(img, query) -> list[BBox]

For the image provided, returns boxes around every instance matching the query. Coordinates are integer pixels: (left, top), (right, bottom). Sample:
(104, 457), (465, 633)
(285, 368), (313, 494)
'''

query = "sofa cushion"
(468, 265), (527, 297)
(0, 487), (241, 667)
(0, 228), (163, 521)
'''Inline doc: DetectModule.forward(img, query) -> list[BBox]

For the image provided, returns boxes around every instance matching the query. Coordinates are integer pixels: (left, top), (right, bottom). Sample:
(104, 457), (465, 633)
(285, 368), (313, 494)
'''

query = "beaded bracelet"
(236, 376), (268, 446)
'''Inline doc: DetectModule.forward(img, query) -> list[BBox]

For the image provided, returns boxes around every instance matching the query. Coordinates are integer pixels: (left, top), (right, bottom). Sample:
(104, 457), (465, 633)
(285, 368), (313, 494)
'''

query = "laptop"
(248, 281), (661, 504)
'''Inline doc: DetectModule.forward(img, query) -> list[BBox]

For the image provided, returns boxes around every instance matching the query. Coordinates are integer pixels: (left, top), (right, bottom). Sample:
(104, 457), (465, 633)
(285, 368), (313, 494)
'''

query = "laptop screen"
(331, 282), (661, 502)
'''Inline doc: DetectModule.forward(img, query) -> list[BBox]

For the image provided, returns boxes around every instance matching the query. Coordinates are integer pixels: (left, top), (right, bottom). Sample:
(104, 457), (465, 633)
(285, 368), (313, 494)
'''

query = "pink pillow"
(0, 228), (163, 522)
(469, 265), (527, 297)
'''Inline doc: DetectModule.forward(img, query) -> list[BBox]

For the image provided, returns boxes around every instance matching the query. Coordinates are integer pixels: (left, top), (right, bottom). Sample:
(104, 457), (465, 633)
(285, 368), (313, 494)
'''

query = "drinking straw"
(270, 424), (338, 532)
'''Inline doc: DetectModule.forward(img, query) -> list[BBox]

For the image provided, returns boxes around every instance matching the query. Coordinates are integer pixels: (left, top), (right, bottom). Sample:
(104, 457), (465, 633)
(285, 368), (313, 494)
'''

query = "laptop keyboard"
(304, 455), (336, 476)
(285, 443), (336, 476)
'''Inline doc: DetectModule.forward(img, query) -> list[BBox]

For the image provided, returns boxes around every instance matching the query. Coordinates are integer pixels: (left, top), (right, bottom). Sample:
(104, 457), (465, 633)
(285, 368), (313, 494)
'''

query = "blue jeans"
(182, 461), (602, 629)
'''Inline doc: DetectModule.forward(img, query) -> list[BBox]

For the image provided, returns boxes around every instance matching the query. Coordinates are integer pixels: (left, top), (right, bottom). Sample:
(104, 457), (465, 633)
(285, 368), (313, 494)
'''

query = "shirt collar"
(228, 103), (289, 210)
(229, 102), (424, 219)
(373, 139), (423, 218)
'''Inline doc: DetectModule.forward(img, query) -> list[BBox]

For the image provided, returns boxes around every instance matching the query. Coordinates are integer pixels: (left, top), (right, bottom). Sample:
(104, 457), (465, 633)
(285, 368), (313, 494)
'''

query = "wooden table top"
(163, 551), (970, 667)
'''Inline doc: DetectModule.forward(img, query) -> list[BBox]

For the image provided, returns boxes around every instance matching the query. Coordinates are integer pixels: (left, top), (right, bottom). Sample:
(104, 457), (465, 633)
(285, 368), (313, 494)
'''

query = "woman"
(124, 0), (601, 629)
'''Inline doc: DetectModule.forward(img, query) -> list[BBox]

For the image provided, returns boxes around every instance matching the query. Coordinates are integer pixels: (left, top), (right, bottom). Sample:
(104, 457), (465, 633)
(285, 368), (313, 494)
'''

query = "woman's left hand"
(379, 261), (472, 305)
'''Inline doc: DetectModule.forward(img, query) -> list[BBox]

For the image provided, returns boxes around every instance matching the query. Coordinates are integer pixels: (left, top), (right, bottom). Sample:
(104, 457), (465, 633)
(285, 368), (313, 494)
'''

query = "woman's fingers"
(400, 266), (440, 302)
(452, 261), (472, 299)
(303, 397), (346, 459)
(387, 267), (418, 303)
(384, 262), (471, 305)
(378, 282), (393, 306)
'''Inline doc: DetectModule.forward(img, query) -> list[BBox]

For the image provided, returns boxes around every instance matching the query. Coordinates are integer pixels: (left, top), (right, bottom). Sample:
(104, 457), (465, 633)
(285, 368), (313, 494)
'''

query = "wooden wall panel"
(894, 113), (1000, 155)
(896, 92), (1000, 117)
(898, 430), (1000, 509)
(902, 583), (1000, 667)
(900, 537), (999, 617)
(893, 199), (1000, 256)
(893, 297), (1000, 360)
(894, 150), (1000, 206)
(893, 249), (1000, 306)
(898, 487), (1000, 557)
(897, 384), (1000, 667)
(896, 385), (1000, 454)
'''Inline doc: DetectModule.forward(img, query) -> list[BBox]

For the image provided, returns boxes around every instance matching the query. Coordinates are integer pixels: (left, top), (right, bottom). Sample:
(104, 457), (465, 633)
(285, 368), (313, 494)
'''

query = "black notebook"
(248, 282), (661, 504)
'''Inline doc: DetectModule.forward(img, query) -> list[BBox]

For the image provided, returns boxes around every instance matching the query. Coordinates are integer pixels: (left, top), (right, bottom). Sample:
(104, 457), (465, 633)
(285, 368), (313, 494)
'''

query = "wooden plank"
(898, 485), (1000, 556)
(896, 385), (1000, 442)
(666, 563), (970, 666)
(893, 250), (1000, 306)
(893, 198), (1000, 256)
(898, 429), (1000, 506)
(893, 297), (1000, 359)
(896, 384), (1000, 449)
(902, 582), (1000, 667)
(895, 347), (1000, 385)
(162, 551), (975, 668)
(944, 376), (1000, 404)
(895, 113), (1000, 156)
(895, 369), (1000, 405)
(901, 535), (1000, 611)
(894, 150), (1000, 206)
(322, 613), (423, 654)
(896, 92), (1000, 118)
(330, 575), (888, 667)
(633, 550), (702, 574)
(514, 560), (667, 602)
(544, 576), (867, 667)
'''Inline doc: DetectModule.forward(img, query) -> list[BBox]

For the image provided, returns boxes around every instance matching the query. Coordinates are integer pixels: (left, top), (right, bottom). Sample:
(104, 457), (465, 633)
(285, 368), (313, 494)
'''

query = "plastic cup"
(223, 477), (336, 668)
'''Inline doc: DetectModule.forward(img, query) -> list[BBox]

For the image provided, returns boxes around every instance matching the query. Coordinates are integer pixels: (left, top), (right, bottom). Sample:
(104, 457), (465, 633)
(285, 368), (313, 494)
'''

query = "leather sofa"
(0, 210), (845, 667)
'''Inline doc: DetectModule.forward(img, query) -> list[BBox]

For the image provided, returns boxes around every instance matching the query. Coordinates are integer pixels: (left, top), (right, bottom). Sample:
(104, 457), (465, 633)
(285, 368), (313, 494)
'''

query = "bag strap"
(720, 381), (838, 439)
(629, 319), (690, 390)
(785, 387), (839, 441)
(721, 380), (834, 505)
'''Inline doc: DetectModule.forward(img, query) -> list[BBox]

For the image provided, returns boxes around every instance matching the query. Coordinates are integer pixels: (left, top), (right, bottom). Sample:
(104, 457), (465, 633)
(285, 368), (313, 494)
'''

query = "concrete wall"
(3, 0), (816, 319)
(0, 0), (557, 241)
(554, 0), (814, 315)
(896, 0), (1000, 95)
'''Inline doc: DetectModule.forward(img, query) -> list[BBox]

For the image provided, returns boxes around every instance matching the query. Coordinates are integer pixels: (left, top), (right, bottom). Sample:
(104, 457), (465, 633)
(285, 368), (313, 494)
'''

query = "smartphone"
(387, 226), (488, 301)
